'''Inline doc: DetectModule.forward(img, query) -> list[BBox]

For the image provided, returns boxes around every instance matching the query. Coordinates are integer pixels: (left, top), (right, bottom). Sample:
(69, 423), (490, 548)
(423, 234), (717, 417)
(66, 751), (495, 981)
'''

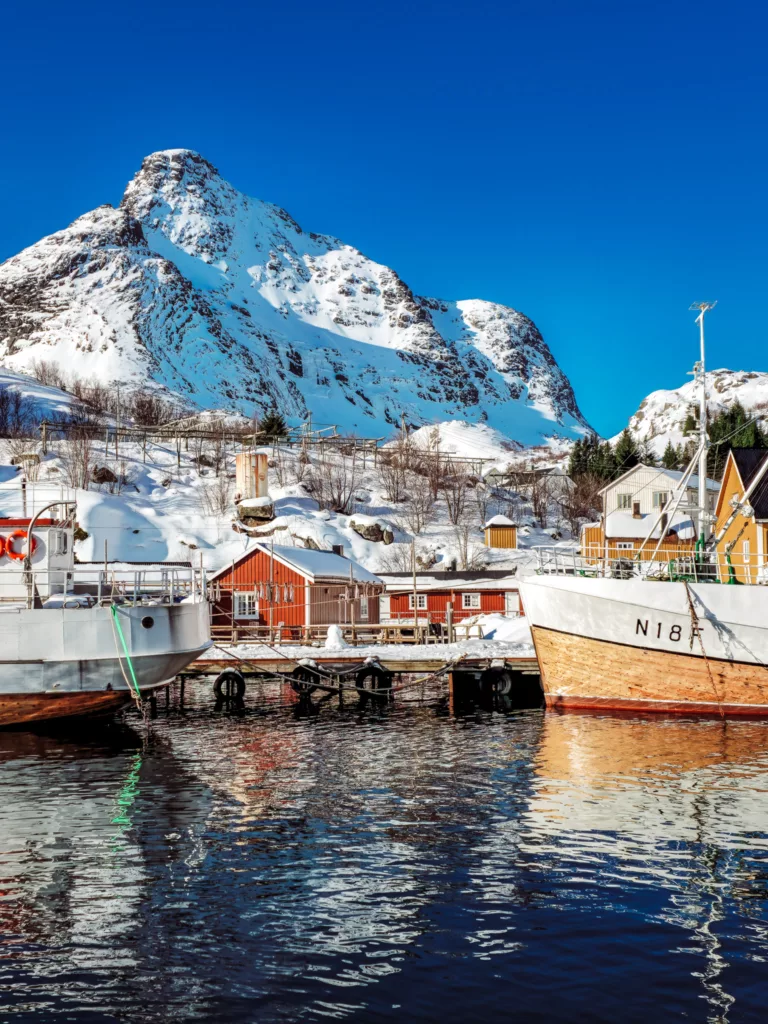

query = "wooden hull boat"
(519, 575), (768, 716)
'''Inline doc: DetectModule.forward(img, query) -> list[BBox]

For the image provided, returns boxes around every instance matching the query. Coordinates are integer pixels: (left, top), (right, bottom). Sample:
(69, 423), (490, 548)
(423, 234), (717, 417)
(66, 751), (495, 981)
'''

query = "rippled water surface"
(2, 679), (768, 1022)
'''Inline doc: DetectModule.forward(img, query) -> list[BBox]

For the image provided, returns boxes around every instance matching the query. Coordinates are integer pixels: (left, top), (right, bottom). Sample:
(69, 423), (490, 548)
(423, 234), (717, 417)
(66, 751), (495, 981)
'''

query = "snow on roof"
(604, 510), (696, 540)
(599, 464), (719, 495)
(379, 571), (519, 593)
(210, 543), (381, 584)
(484, 515), (516, 528)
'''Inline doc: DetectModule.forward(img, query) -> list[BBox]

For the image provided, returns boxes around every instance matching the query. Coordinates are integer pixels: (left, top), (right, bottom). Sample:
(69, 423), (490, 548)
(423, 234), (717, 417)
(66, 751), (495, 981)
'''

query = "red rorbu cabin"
(209, 543), (384, 635)
(378, 570), (522, 624)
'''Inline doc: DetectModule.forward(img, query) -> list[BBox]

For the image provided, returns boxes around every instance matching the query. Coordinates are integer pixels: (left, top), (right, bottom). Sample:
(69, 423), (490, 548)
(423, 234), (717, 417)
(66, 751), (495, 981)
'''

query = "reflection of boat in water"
(524, 714), (768, 1022)
(0, 501), (210, 726)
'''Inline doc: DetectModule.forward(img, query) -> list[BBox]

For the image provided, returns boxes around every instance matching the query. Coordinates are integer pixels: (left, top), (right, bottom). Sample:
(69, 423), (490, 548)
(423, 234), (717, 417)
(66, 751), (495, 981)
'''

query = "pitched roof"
(210, 543), (381, 584)
(728, 449), (768, 520)
(598, 463), (719, 496)
(483, 515), (516, 528)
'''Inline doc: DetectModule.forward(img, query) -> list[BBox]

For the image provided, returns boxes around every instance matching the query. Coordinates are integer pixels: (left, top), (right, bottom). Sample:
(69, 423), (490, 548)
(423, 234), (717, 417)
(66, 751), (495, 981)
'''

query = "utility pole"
(689, 302), (717, 544)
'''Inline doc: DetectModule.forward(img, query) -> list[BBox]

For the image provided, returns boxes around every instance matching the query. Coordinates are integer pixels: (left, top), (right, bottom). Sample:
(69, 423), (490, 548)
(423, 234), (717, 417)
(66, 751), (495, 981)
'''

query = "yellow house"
(714, 448), (768, 583)
(483, 515), (518, 549)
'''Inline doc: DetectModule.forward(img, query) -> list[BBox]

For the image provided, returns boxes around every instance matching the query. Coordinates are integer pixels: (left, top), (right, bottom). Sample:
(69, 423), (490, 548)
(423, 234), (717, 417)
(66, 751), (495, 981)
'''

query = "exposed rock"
(349, 519), (394, 545)
(91, 465), (118, 484)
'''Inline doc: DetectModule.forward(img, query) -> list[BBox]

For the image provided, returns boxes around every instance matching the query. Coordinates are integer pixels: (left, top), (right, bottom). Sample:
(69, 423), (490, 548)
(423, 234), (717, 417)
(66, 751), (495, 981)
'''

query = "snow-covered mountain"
(0, 149), (588, 444)
(621, 369), (768, 452)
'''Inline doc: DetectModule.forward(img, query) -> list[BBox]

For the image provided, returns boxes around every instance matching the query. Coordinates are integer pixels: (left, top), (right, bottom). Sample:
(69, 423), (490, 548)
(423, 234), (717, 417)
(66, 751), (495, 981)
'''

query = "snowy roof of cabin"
(599, 464), (719, 495)
(380, 570), (519, 593)
(483, 515), (516, 528)
(210, 543), (382, 584)
(604, 510), (696, 540)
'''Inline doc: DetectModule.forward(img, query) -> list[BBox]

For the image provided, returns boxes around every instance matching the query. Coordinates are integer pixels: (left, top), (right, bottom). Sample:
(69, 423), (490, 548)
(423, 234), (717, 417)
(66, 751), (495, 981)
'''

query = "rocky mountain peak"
(0, 150), (589, 445)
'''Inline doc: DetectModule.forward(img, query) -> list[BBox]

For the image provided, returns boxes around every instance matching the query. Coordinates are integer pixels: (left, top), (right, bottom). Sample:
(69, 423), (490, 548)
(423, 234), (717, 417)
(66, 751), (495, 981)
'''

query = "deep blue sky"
(2, 0), (766, 436)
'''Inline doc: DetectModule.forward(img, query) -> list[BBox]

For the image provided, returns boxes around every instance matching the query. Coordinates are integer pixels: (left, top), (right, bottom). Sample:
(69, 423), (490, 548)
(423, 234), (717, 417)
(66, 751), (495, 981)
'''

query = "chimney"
(660, 512), (668, 534)
(632, 501), (641, 519)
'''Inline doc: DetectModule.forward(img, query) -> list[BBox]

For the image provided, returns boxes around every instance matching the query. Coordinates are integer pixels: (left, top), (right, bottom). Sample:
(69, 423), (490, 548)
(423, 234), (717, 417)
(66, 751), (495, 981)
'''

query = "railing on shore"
(536, 546), (768, 584)
(210, 620), (486, 646)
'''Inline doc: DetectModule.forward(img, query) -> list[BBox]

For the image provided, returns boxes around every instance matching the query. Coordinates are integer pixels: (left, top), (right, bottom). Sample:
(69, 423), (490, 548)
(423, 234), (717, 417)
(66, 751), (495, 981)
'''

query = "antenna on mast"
(689, 301), (717, 545)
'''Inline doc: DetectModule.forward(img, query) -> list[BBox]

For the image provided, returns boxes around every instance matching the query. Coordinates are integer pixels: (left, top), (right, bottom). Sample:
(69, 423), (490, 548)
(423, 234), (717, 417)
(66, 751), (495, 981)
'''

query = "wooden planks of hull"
(532, 626), (768, 716)
(0, 691), (134, 727)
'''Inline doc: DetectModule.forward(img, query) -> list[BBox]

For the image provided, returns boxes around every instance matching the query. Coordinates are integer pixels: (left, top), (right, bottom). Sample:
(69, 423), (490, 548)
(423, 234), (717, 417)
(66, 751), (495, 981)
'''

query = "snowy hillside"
(621, 369), (768, 454)
(0, 149), (588, 446)
(0, 368), (86, 420)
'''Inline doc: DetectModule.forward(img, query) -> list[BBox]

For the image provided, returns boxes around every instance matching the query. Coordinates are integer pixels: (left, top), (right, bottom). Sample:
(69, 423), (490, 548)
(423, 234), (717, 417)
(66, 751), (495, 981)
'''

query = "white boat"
(519, 302), (768, 716)
(0, 502), (210, 726)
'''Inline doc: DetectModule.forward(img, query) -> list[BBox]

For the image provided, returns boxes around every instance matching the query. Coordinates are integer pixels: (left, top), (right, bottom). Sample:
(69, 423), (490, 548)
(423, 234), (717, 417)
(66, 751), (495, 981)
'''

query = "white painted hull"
(0, 599), (211, 724)
(518, 576), (768, 715)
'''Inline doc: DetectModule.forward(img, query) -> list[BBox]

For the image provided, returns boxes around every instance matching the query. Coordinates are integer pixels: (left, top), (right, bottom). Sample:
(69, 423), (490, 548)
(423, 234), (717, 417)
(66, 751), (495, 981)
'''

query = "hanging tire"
(213, 670), (245, 699)
(290, 666), (318, 695)
(480, 668), (513, 696)
(356, 666), (392, 692)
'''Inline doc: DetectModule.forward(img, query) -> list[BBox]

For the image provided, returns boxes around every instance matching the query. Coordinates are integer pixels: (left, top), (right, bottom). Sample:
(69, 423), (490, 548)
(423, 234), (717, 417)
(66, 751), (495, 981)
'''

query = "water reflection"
(0, 685), (767, 1022)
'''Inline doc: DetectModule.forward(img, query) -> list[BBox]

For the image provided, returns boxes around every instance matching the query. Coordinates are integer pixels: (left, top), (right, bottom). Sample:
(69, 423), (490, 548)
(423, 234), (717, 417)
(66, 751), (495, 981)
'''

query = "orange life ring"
(0, 536), (5, 559)
(6, 530), (37, 561)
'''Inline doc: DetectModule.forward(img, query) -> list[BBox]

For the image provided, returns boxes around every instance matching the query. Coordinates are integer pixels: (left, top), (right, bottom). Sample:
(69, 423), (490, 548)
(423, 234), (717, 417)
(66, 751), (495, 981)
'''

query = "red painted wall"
(212, 549), (308, 627)
(387, 588), (515, 622)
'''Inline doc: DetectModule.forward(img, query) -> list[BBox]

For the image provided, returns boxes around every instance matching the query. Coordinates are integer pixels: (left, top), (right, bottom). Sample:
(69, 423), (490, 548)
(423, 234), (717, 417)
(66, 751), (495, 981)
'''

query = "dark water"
(2, 680), (768, 1023)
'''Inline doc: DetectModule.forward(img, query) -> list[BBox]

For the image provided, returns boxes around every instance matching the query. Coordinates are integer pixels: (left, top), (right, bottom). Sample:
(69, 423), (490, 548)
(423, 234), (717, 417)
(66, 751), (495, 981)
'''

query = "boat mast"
(690, 301), (717, 544)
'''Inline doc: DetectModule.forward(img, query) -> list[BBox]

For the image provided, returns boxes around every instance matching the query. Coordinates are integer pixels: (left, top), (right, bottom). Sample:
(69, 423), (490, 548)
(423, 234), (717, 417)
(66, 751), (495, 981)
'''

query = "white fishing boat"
(519, 302), (768, 715)
(0, 500), (210, 726)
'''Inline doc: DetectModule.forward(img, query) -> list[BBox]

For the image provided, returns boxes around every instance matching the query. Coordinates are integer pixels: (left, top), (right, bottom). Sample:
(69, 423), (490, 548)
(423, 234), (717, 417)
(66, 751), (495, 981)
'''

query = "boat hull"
(520, 575), (768, 716)
(0, 599), (211, 726)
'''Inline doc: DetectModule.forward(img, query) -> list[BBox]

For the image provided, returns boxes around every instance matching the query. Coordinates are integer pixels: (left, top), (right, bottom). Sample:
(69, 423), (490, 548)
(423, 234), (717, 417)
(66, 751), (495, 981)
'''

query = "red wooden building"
(210, 543), (384, 632)
(378, 570), (521, 624)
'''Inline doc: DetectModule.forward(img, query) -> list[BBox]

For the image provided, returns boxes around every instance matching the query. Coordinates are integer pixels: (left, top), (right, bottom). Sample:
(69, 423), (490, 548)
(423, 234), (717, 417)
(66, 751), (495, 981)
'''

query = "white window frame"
(743, 540), (751, 563)
(359, 596), (369, 621)
(462, 592), (481, 610)
(234, 591), (259, 619)
(616, 542), (634, 551)
(617, 493), (632, 509)
(652, 491), (669, 508)
(408, 594), (428, 611)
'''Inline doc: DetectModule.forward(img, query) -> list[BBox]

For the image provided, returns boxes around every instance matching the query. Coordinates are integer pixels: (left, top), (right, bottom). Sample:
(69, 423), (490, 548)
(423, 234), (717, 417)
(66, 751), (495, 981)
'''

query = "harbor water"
(2, 679), (768, 1022)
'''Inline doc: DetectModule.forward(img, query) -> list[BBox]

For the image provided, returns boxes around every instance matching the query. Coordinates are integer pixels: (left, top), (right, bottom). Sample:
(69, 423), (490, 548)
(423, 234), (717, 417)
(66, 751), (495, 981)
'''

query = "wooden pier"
(181, 644), (542, 705)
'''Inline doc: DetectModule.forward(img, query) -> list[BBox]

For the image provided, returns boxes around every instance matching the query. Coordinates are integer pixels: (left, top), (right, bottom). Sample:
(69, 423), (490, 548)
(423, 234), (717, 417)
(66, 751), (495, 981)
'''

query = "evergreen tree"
(613, 428), (640, 474)
(257, 408), (288, 440)
(640, 438), (657, 466)
(706, 400), (767, 479)
(682, 410), (697, 435)
(661, 440), (679, 469)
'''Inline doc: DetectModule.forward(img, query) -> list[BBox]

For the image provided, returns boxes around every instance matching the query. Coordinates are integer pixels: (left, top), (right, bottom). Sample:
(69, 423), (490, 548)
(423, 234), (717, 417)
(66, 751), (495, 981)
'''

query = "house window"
(743, 540), (751, 563)
(408, 594), (428, 610)
(616, 542), (634, 550)
(617, 493), (632, 509)
(359, 596), (369, 621)
(234, 591), (259, 619)
(653, 492), (669, 508)
(462, 593), (481, 609)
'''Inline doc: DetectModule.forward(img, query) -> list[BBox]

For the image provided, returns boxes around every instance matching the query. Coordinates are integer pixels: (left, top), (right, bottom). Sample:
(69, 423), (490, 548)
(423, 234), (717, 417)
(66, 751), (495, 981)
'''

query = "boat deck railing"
(0, 565), (208, 608)
(536, 546), (768, 584)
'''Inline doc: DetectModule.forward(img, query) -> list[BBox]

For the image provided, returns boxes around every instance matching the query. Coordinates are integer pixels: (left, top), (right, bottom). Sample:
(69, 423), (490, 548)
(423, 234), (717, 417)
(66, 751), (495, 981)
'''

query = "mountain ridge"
(0, 148), (589, 444)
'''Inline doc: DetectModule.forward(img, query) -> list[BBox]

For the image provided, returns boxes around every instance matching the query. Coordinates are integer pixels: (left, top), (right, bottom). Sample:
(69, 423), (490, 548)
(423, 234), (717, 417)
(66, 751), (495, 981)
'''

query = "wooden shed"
(209, 543), (384, 635)
(483, 515), (518, 549)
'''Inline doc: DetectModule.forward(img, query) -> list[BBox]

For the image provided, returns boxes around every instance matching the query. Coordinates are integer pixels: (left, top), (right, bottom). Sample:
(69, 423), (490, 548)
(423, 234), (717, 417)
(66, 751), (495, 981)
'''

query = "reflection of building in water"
(522, 715), (768, 1021)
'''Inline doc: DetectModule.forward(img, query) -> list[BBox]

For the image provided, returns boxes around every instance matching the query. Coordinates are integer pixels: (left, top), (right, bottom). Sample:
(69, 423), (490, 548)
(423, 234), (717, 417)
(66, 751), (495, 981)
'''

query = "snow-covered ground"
(0, 428), (575, 578)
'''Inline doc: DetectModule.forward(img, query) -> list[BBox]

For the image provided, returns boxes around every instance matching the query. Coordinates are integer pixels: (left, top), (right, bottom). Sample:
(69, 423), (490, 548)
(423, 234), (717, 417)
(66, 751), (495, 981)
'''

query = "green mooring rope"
(110, 604), (141, 700)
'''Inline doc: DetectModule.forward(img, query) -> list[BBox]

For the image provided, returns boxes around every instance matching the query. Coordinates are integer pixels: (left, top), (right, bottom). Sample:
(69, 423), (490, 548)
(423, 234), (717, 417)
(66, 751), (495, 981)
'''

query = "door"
(379, 595), (390, 622)
(504, 591), (521, 615)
